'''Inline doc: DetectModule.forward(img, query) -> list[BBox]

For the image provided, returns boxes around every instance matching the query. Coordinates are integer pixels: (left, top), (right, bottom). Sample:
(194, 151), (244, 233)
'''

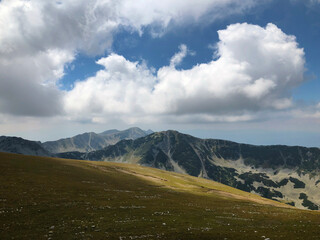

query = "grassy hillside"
(68, 131), (320, 210)
(0, 153), (320, 239)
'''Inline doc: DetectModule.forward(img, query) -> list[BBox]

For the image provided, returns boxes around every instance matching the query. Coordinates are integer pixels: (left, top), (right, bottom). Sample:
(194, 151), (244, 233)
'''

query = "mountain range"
(0, 127), (152, 156)
(42, 127), (152, 153)
(58, 130), (320, 210)
(1, 128), (320, 210)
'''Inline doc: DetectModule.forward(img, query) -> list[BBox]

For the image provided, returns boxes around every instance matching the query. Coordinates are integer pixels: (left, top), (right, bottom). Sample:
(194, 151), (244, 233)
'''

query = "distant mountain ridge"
(42, 127), (152, 153)
(59, 130), (320, 210)
(0, 136), (52, 157)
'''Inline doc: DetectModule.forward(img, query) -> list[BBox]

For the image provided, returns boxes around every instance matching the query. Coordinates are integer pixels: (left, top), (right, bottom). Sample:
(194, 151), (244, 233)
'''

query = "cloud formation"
(65, 23), (305, 124)
(170, 44), (189, 67)
(0, 0), (257, 117)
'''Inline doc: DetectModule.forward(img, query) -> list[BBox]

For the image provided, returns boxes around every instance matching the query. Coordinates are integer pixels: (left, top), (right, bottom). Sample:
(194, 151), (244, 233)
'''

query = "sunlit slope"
(66, 130), (320, 210)
(1, 152), (320, 240)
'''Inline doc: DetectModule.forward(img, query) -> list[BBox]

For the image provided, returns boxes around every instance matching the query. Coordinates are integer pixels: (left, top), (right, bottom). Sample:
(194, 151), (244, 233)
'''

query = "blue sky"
(0, 0), (319, 146)
(60, 0), (320, 104)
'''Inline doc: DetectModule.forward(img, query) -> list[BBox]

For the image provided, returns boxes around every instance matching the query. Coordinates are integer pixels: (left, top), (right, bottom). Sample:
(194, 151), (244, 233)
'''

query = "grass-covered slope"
(73, 131), (320, 210)
(1, 152), (320, 239)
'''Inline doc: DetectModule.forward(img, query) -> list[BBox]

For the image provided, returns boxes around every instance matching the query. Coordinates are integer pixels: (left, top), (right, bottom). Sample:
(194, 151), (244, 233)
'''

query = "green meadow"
(1, 152), (320, 239)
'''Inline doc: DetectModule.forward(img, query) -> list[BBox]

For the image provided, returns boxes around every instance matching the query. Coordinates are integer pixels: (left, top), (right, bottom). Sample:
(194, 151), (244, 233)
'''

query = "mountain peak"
(99, 129), (120, 136)
(42, 127), (153, 153)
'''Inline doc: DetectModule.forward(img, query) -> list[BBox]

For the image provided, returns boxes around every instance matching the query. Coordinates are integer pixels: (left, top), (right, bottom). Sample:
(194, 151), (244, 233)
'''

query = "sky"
(0, 0), (320, 147)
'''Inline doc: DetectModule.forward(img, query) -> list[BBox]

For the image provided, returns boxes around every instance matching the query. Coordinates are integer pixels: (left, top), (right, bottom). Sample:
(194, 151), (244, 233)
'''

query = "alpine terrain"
(59, 130), (320, 210)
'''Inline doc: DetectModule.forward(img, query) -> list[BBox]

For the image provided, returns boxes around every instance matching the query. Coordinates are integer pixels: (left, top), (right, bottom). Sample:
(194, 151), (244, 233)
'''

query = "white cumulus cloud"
(65, 23), (305, 124)
(0, 0), (259, 117)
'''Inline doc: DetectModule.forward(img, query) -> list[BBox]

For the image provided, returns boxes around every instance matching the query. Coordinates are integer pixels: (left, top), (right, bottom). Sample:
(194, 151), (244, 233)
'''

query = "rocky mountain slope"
(0, 136), (52, 157)
(60, 130), (320, 210)
(42, 127), (152, 153)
